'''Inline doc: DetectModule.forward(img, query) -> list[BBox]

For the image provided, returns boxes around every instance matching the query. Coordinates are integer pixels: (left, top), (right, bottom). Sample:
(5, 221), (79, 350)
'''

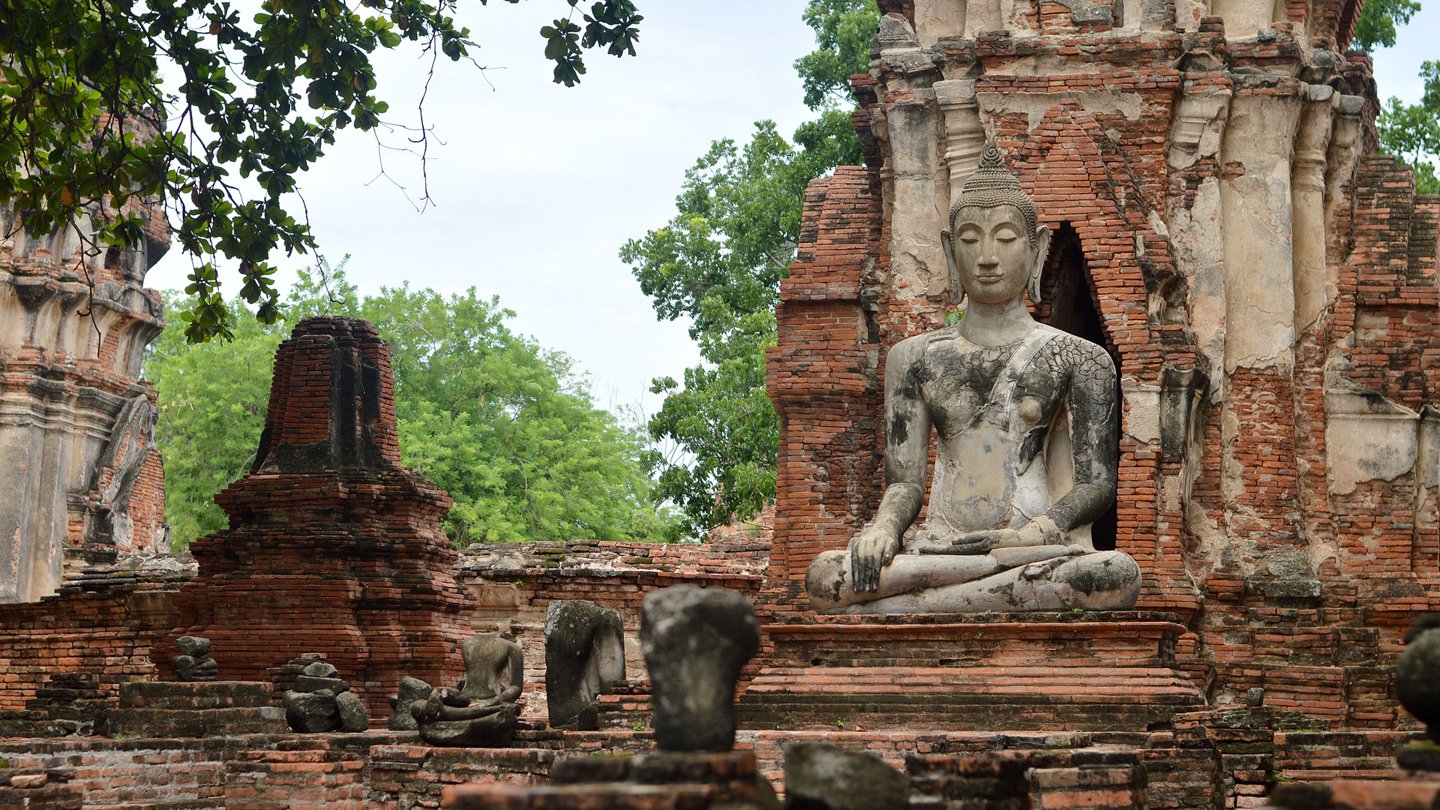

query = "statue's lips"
(973, 275), (1005, 283)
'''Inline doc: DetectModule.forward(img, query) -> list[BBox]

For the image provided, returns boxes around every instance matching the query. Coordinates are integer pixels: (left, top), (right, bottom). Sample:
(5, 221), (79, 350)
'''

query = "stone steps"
(106, 682), (287, 738)
(106, 706), (287, 738)
(118, 681), (274, 710)
(737, 617), (1205, 733)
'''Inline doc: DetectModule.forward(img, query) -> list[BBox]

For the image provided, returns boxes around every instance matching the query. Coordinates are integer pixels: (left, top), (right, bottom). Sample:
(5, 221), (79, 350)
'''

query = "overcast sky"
(145, 2), (1436, 417)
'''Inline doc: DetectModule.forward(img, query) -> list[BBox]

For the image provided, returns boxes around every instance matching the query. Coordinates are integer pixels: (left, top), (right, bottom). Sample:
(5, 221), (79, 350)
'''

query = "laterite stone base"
(107, 681), (286, 738)
(738, 614), (1203, 732)
(443, 751), (776, 810)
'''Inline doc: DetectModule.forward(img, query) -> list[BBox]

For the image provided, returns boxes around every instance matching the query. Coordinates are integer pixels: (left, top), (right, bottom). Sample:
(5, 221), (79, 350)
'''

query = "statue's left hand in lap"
(806, 141), (1141, 615)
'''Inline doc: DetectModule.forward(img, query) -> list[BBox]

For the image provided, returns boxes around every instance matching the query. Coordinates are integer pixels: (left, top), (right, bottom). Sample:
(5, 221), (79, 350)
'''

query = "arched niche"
(1034, 222), (1121, 551)
(1002, 100), (1203, 605)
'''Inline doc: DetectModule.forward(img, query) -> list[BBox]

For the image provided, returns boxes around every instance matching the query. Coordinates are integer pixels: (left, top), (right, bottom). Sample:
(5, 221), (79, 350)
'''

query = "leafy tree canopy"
(1352, 0), (1421, 50)
(148, 262), (677, 548)
(1378, 60), (1440, 195)
(1, 0), (642, 342)
(794, 0), (881, 109)
(622, 0), (877, 537)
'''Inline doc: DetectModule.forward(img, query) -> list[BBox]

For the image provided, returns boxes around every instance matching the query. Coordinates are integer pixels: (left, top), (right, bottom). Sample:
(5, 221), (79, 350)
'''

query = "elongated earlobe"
(1028, 225), (1052, 304)
(941, 229), (966, 306)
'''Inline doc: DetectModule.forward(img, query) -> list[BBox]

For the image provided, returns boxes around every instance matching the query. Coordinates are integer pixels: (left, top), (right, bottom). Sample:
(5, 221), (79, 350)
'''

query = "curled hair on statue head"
(947, 139), (1041, 243)
(940, 139), (1051, 306)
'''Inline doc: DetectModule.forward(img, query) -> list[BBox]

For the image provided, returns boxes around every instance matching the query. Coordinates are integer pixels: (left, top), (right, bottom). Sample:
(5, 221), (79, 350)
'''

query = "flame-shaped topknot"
(978, 139), (1006, 171)
(948, 139), (1039, 239)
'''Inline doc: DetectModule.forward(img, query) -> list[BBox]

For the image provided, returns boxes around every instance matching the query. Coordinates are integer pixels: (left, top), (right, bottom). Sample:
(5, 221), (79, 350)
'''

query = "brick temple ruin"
(0, 140), (171, 603)
(0, 0), (1437, 806)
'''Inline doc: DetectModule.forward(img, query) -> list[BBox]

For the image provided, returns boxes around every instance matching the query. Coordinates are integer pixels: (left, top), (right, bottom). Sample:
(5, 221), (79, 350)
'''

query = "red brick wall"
(0, 568), (184, 713)
(765, 0), (1439, 732)
(764, 167), (885, 611)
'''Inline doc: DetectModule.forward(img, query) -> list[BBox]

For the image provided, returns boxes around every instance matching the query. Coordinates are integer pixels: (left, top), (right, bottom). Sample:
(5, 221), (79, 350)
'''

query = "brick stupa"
(159, 317), (469, 716)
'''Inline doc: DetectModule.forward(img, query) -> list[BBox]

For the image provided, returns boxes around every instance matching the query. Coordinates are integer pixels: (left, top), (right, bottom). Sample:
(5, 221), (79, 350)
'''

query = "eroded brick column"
(1217, 82), (1305, 561)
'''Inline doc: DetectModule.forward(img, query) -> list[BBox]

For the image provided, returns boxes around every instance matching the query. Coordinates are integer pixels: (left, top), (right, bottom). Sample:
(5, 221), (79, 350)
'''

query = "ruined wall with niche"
(768, 0), (1440, 725)
(457, 538), (770, 722)
(0, 123), (171, 603)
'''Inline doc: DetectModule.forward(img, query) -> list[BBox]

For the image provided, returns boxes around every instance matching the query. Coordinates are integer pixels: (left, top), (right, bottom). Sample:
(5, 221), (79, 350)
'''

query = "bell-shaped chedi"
(159, 317), (469, 716)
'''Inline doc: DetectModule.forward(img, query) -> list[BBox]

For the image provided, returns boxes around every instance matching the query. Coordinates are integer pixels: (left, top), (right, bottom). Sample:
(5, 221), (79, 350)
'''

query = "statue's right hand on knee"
(850, 526), (900, 593)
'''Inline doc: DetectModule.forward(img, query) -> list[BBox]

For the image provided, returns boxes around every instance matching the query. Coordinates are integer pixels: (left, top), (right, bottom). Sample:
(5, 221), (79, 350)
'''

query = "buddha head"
(940, 140), (1051, 308)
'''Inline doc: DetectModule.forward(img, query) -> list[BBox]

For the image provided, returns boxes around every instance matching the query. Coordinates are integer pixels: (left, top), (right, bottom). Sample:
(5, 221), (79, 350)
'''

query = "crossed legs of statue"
(806, 545), (1141, 614)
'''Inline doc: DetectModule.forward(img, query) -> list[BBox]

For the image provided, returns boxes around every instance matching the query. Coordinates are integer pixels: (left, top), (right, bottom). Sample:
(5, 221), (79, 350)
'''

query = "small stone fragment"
(294, 675), (350, 694)
(641, 585), (759, 752)
(302, 661), (339, 679)
(783, 742), (908, 810)
(280, 660), (361, 733)
(173, 635), (218, 682)
(283, 689), (341, 733)
(9, 773), (47, 789)
(335, 690), (370, 732)
(545, 599), (626, 730)
(388, 676), (432, 731)
(175, 636), (211, 657)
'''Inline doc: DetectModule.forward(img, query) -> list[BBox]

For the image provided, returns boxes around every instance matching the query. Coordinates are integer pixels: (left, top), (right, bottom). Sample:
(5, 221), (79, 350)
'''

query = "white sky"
(145, 2), (1436, 417)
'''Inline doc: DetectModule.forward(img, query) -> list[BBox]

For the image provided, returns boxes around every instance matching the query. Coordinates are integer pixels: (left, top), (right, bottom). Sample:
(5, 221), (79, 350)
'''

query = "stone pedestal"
(158, 318), (471, 717)
(442, 751), (777, 810)
(737, 613), (1203, 732)
(107, 681), (286, 738)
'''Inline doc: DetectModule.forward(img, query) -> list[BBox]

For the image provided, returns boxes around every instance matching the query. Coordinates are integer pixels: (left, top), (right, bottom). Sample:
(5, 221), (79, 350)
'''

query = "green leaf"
(0, 0), (642, 340)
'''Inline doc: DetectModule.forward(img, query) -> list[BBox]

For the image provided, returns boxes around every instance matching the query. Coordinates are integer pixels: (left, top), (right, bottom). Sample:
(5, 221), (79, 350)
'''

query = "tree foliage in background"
(1358, 0), (1438, 195)
(145, 294), (283, 545)
(1377, 60), (1440, 195)
(0, 0), (642, 342)
(148, 264), (676, 549)
(621, 0), (877, 537)
(1352, 0), (1421, 50)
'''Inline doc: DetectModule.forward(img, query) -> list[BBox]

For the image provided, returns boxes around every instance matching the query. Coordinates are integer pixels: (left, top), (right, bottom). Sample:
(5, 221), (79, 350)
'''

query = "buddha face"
(946, 205), (1040, 306)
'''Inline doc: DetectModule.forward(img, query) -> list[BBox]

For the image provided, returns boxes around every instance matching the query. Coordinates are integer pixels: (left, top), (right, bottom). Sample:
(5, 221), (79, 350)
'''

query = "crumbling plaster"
(0, 202), (168, 603)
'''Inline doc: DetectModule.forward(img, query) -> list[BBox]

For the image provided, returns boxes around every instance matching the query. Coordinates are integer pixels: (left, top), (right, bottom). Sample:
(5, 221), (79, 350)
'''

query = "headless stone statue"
(806, 141), (1141, 614)
(411, 633), (523, 747)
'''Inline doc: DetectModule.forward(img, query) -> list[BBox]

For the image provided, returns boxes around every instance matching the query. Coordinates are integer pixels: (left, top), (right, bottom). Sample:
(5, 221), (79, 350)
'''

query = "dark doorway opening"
(1033, 223), (1120, 551)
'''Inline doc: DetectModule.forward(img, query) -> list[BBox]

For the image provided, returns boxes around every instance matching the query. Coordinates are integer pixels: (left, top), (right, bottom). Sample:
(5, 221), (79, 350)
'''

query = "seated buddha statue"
(806, 141), (1141, 614)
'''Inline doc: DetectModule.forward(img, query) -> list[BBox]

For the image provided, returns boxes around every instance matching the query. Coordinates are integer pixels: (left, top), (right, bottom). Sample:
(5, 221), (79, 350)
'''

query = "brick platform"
(107, 681), (286, 738)
(442, 751), (776, 810)
(0, 724), (1422, 807)
(1266, 779), (1440, 809)
(738, 614), (1203, 732)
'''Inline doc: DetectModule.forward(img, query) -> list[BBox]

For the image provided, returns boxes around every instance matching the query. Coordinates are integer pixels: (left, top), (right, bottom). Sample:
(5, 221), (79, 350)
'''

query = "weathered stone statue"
(411, 633), (523, 747)
(1397, 615), (1440, 746)
(545, 599), (626, 730)
(172, 636), (218, 682)
(387, 675), (433, 731)
(282, 659), (369, 733)
(642, 585), (759, 752)
(806, 141), (1141, 614)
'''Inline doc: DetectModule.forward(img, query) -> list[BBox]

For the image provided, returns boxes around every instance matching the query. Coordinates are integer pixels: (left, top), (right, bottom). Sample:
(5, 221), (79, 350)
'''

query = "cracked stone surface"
(642, 586), (759, 752)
